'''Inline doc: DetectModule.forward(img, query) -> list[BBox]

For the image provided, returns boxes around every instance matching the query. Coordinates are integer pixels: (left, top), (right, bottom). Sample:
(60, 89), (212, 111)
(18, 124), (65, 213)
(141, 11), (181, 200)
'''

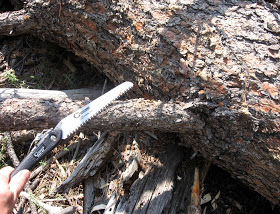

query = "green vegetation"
(55, 193), (63, 199)
(5, 69), (26, 88)
(63, 147), (70, 152)
(39, 160), (48, 166)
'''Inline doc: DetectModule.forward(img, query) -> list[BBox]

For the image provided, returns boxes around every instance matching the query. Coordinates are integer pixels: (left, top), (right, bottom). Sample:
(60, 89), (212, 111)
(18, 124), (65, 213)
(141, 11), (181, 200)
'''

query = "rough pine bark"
(0, 0), (280, 204)
(0, 98), (205, 133)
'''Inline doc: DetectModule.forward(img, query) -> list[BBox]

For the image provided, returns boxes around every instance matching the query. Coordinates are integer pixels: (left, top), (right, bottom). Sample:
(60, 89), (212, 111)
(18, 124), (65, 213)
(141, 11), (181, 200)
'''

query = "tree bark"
(0, 0), (280, 205)
(0, 97), (204, 132)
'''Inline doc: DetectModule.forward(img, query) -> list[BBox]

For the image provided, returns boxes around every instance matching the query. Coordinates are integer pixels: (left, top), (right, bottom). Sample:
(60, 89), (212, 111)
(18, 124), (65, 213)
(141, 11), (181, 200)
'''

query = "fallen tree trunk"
(0, 0), (280, 205)
(1, 96), (280, 204)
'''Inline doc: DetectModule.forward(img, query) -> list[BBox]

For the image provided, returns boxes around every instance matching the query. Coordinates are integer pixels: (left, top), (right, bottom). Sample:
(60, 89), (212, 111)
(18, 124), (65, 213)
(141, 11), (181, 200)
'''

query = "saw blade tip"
(60, 81), (133, 139)
(123, 81), (133, 87)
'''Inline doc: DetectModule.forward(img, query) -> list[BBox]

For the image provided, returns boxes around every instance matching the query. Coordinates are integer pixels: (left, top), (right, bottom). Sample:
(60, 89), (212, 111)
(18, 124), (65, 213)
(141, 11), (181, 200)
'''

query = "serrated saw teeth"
(55, 81), (133, 139)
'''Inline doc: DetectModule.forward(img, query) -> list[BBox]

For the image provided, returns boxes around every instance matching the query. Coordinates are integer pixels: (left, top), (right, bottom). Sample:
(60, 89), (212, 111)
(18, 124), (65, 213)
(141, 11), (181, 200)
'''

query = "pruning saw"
(11, 81), (133, 177)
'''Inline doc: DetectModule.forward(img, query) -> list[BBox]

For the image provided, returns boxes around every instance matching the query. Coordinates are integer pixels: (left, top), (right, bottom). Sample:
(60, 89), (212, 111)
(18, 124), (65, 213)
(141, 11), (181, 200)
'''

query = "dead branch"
(0, 87), (112, 100)
(0, 98), (204, 133)
(20, 191), (76, 214)
(4, 132), (20, 166)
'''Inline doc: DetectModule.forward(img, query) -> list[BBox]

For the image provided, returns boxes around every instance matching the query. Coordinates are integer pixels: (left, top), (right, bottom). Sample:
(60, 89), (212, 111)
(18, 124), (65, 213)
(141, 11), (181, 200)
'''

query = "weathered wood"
(115, 143), (184, 214)
(163, 154), (207, 214)
(0, 87), (111, 100)
(104, 193), (118, 214)
(56, 132), (116, 193)
(121, 137), (142, 183)
(83, 177), (95, 214)
(0, 0), (280, 205)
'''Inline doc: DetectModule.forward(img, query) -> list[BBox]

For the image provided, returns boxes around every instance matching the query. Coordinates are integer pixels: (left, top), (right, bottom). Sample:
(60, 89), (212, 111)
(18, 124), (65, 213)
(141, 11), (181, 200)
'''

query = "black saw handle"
(11, 128), (62, 178)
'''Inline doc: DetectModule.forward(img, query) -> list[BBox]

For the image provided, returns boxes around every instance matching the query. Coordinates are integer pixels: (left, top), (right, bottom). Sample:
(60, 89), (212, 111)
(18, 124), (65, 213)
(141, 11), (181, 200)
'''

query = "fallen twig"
(70, 133), (83, 165)
(20, 191), (76, 214)
(4, 132), (20, 166)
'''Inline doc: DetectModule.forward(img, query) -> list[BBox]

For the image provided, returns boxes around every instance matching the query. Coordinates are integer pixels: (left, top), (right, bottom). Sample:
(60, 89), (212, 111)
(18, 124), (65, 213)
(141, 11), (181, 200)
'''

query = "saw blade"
(55, 81), (133, 139)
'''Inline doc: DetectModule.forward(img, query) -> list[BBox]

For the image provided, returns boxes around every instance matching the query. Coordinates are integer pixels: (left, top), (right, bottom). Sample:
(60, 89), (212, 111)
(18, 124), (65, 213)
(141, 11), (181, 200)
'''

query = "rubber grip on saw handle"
(11, 128), (62, 178)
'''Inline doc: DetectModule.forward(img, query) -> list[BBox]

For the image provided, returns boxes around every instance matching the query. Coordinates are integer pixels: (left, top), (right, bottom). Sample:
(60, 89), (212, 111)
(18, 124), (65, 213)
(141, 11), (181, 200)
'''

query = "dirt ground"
(1, 35), (280, 214)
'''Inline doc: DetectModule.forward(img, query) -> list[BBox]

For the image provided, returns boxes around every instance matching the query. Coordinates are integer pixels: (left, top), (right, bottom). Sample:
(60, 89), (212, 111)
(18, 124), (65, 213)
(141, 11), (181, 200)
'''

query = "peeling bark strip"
(0, 0), (280, 205)
(0, 98), (204, 132)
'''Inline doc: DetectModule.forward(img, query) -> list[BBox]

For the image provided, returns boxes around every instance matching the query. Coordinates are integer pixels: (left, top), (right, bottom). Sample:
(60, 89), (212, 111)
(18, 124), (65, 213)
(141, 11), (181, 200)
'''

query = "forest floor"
(0, 35), (279, 214)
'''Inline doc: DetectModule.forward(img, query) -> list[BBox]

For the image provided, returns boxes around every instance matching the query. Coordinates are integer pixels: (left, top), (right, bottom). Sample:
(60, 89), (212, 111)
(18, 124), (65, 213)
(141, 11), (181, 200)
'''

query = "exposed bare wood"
(83, 177), (95, 214)
(116, 144), (184, 214)
(0, 87), (112, 100)
(56, 132), (116, 193)
(20, 191), (76, 214)
(104, 192), (118, 214)
(121, 138), (142, 182)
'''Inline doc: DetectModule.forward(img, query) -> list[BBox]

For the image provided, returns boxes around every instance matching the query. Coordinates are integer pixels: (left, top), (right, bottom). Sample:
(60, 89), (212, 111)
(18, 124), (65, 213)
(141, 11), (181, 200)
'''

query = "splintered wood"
(54, 131), (208, 214)
(115, 144), (184, 214)
(57, 132), (114, 193)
